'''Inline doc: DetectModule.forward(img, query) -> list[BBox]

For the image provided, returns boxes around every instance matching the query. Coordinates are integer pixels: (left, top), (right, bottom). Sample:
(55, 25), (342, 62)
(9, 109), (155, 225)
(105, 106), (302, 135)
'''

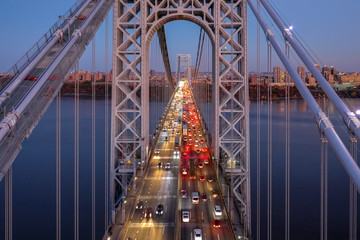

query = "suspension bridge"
(0, 0), (359, 239)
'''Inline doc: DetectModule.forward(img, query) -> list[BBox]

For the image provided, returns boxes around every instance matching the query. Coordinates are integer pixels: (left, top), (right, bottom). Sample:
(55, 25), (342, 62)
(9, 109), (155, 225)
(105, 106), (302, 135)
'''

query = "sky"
(0, 0), (359, 73)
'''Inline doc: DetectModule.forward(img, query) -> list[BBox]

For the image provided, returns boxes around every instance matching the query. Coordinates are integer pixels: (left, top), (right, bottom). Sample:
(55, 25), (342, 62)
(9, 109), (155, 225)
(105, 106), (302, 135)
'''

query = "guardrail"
(0, 0), (87, 91)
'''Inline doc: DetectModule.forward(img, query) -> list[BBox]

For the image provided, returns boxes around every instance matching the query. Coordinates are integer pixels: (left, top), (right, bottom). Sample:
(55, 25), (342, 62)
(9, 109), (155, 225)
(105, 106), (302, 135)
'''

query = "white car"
(165, 163), (171, 169)
(194, 229), (202, 240)
(214, 205), (222, 216)
(155, 149), (160, 154)
(182, 211), (190, 222)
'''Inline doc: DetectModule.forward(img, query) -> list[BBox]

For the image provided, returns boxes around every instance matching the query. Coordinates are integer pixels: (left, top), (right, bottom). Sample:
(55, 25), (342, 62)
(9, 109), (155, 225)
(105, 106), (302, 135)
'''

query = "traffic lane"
(140, 178), (178, 196)
(125, 225), (175, 240)
(131, 198), (177, 223)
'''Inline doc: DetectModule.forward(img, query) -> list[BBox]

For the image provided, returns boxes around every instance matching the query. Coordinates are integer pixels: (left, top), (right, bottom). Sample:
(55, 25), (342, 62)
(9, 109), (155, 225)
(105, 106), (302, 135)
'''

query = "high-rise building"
(297, 66), (306, 82)
(285, 70), (293, 83)
(274, 66), (282, 83)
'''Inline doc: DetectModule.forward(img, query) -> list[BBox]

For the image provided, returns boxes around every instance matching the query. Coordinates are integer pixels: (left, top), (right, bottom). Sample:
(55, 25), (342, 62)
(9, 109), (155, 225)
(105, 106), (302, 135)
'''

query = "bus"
(182, 124), (187, 136)
(175, 136), (180, 150)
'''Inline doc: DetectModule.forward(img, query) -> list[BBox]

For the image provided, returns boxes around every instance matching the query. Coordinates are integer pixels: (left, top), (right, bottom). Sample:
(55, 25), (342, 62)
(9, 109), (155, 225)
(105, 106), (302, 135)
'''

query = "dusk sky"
(0, 0), (359, 73)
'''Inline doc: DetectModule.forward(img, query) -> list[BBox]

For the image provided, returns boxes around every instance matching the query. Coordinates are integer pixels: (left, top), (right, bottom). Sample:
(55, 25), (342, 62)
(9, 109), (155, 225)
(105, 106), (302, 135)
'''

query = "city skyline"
(0, 0), (359, 73)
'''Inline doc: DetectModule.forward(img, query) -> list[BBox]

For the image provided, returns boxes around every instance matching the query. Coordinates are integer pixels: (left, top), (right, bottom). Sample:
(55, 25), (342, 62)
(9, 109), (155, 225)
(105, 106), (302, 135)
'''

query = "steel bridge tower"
(176, 54), (191, 84)
(111, 0), (250, 231)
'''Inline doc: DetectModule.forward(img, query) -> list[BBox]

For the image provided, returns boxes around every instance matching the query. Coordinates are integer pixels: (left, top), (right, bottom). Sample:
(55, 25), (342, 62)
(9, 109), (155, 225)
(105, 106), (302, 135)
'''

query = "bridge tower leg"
(213, 0), (250, 235)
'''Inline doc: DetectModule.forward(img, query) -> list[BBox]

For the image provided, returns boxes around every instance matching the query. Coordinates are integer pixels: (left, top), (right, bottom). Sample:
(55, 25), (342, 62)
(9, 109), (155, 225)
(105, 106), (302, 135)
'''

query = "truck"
(189, 158), (196, 179)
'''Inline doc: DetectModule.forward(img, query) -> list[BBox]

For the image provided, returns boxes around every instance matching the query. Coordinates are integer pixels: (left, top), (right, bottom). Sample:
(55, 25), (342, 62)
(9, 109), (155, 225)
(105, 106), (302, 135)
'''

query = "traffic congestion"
(121, 80), (234, 240)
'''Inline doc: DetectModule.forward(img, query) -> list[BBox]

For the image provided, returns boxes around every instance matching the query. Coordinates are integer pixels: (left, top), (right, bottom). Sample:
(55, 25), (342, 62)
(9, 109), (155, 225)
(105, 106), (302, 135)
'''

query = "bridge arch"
(145, 13), (216, 47)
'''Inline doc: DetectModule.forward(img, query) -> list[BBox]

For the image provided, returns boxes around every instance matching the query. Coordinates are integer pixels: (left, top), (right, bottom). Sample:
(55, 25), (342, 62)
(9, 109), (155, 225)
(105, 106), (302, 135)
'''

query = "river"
(0, 97), (358, 239)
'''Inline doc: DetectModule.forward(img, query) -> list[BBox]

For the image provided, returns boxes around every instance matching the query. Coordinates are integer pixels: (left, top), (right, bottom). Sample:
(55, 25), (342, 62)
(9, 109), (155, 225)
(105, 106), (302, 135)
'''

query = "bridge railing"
(0, 0), (87, 91)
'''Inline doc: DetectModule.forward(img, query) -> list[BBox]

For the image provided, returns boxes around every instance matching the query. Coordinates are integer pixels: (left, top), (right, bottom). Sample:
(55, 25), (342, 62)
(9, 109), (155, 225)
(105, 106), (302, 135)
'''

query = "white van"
(214, 205), (222, 216)
(191, 192), (199, 204)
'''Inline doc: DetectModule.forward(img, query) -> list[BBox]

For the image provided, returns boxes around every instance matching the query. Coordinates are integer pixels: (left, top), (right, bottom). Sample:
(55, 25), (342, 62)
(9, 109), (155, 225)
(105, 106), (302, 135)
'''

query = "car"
(198, 162), (204, 169)
(182, 167), (188, 175)
(165, 163), (171, 169)
(201, 193), (208, 201)
(214, 205), (222, 216)
(194, 228), (202, 240)
(195, 138), (199, 143)
(201, 148), (207, 152)
(158, 162), (162, 168)
(188, 141), (193, 146)
(77, 15), (86, 20)
(145, 208), (152, 219)
(156, 204), (164, 215)
(181, 189), (188, 198)
(183, 136), (188, 141)
(155, 149), (160, 154)
(200, 139), (204, 143)
(196, 149), (201, 153)
(136, 200), (144, 209)
(208, 176), (214, 182)
(182, 210), (190, 222)
(213, 219), (221, 228)
(199, 175), (205, 181)
(24, 76), (38, 81)
(212, 190), (218, 198)
(204, 158), (209, 164)
(199, 133), (203, 137)
(192, 192), (199, 204)
(182, 152), (188, 157)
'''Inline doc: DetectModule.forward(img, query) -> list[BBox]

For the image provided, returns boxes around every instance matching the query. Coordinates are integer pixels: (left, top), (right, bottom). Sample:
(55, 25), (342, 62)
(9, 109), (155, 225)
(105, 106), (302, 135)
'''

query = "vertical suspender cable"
(349, 135), (357, 240)
(284, 42), (290, 240)
(56, 91), (62, 240)
(74, 62), (80, 240)
(320, 136), (328, 240)
(256, 1), (261, 239)
(91, 37), (96, 240)
(104, 15), (109, 230)
(5, 166), (12, 240)
(267, 42), (272, 240)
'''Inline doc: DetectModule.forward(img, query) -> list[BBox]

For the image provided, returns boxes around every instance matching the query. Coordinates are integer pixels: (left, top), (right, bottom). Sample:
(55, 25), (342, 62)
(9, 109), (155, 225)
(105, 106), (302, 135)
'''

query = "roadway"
(119, 80), (234, 240)
(120, 85), (184, 240)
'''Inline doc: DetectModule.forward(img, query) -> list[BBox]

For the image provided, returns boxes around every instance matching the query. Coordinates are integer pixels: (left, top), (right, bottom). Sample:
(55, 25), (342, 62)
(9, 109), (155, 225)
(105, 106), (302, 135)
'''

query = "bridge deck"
(112, 80), (235, 240)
